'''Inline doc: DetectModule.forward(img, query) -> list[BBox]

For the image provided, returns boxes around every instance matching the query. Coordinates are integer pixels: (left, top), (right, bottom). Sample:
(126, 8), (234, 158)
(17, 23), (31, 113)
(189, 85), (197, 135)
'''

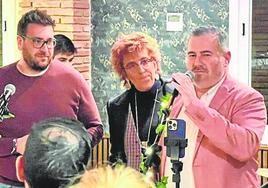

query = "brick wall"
(18, 0), (91, 80)
(252, 0), (268, 57)
(252, 67), (268, 121)
(252, 0), (268, 122)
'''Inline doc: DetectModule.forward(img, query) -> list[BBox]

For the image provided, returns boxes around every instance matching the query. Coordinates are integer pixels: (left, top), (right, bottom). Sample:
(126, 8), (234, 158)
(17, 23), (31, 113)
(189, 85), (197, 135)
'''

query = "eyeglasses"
(123, 58), (154, 71)
(21, 35), (56, 49)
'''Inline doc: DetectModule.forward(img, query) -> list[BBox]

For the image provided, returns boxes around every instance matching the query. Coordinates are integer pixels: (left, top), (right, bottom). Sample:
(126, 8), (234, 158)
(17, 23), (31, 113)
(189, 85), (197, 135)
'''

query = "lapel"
(112, 90), (131, 137)
(170, 95), (183, 118)
(193, 75), (236, 159)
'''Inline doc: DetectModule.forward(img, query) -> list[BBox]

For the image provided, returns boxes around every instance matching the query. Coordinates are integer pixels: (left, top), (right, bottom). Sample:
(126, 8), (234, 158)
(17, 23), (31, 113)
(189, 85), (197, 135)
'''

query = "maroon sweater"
(0, 61), (103, 186)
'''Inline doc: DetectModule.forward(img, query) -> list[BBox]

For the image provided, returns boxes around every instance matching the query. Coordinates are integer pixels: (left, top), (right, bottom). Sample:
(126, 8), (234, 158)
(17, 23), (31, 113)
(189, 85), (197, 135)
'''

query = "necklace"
(134, 88), (159, 150)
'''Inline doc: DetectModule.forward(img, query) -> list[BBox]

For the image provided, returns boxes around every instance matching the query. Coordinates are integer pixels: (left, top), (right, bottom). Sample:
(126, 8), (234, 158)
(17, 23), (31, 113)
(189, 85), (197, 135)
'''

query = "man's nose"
(193, 54), (202, 65)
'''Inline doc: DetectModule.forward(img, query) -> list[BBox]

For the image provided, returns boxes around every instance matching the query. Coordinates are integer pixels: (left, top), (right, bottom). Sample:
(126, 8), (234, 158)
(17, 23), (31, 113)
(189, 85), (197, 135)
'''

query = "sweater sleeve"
(0, 137), (15, 157)
(76, 77), (103, 147)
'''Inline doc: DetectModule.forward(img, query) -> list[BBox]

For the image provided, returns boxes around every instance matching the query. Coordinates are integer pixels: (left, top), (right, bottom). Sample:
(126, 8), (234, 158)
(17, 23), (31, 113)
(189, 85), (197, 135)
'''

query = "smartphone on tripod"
(166, 119), (186, 159)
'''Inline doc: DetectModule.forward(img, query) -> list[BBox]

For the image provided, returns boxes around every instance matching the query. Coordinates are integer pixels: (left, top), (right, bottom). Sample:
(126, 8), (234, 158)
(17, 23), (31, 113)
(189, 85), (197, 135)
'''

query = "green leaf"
(160, 93), (172, 111)
(139, 153), (148, 174)
(156, 176), (168, 188)
(155, 123), (165, 135)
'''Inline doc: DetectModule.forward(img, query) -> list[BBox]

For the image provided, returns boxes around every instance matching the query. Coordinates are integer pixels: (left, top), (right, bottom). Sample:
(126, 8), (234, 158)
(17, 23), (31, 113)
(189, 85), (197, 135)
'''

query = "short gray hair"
(190, 26), (228, 52)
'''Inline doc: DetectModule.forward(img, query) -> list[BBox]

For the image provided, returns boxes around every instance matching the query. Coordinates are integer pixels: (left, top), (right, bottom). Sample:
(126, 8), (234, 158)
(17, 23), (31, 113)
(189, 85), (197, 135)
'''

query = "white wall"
(2, 0), (20, 66)
(229, 0), (252, 85)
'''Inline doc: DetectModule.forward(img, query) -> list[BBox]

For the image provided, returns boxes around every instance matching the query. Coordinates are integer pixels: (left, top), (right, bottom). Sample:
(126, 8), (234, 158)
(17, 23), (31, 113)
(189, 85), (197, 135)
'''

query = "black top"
(129, 80), (161, 142)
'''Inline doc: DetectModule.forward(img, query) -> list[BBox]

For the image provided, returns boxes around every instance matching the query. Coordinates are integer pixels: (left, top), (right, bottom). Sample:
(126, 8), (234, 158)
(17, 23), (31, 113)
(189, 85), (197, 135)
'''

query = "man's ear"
(224, 51), (231, 67)
(16, 155), (25, 182)
(17, 35), (24, 51)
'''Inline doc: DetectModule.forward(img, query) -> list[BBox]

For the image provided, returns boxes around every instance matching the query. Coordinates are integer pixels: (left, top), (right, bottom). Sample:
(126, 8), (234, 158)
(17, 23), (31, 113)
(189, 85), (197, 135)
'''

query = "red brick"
(81, 72), (90, 80)
(74, 33), (90, 41)
(73, 57), (85, 64)
(73, 41), (90, 48)
(73, 9), (85, 17)
(74, 2), (89, 9)
(75, 64), (89, 72)
(73, 24), (85, 32)
(73, 17), (90, 25)
(83, 25), (90, 32)
(76, 49), (90, 57)
(83, 10), (90, 17)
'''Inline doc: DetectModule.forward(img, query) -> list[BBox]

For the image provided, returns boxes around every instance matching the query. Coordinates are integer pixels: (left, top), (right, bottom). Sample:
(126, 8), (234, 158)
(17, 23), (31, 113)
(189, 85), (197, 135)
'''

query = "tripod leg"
(171, 161), (183, 188)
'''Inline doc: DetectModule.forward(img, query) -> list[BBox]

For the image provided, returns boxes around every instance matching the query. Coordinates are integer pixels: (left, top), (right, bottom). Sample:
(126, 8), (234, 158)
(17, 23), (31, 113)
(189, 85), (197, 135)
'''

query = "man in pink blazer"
(161, 26), (267, 188)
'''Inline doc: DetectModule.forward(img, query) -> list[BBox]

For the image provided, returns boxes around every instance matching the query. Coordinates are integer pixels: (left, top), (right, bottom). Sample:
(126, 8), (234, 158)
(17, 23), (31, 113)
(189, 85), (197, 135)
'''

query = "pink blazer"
(160, 75), (267, 188)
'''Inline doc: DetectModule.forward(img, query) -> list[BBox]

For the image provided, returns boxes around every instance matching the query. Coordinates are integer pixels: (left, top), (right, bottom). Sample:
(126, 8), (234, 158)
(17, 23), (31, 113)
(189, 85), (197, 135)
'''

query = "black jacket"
(107, 79), (173, 164)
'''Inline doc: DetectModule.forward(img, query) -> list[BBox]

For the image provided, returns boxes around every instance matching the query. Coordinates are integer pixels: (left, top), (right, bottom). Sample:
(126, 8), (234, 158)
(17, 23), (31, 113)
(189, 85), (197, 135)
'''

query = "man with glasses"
(0, 9), (103, 187)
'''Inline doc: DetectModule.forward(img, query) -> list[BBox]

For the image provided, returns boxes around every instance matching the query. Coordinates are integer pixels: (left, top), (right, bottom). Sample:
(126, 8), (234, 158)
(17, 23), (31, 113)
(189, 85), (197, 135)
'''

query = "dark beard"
(29, 60), (50, 71)
(22, 49), (51, 71)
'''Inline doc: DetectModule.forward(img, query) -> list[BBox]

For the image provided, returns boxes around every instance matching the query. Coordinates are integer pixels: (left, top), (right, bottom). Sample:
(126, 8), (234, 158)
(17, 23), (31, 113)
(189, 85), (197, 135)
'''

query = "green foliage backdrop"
(91, 0), (229, 131)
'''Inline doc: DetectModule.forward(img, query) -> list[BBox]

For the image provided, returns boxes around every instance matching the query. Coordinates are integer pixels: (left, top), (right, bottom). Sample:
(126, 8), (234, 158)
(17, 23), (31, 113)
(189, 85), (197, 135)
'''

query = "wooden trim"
(259, 145), (268, 185)
(89, 136), (110, 168)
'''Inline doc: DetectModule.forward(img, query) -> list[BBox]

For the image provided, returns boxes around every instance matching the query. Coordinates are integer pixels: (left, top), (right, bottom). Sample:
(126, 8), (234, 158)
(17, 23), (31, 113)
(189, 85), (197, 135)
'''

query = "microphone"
(184, 70), (195, 80)
(168, 70), (195, 108)
(166, 70), (195, 84)
(3, 84), (16, 99)
(0, 84), (16, 121)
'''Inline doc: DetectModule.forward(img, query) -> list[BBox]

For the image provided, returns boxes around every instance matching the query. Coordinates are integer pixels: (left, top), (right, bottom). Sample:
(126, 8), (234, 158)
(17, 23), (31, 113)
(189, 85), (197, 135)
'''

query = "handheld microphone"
(0, 84), (16, 120)
(3, 84), (16, 99)
(184, 70), (195, 80)
(168, 70), (195, 108)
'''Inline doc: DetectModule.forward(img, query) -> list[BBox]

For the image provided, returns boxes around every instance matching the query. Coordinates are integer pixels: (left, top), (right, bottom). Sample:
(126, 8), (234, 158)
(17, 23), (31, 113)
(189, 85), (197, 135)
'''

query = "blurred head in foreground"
(16, 117), (92, 188)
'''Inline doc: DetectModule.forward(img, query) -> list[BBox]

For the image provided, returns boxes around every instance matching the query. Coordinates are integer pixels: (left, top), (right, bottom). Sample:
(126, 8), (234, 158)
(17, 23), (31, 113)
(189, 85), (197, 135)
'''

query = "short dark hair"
(24, 117), (92, 188)
(17, 9), (55, 37)
(190, 26), (228, 52)
(54, 34), (77, 57)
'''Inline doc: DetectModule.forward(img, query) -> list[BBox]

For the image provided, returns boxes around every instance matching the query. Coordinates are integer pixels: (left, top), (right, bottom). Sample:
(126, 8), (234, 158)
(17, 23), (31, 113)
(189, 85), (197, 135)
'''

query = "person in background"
(0, 9), (103, 187)
(162, 26), (267, 188)
(15, 117), (92, 188)
(53, 34), (77, 65)
(70, 165), (155, 188)
(107, 32), (172, 178)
